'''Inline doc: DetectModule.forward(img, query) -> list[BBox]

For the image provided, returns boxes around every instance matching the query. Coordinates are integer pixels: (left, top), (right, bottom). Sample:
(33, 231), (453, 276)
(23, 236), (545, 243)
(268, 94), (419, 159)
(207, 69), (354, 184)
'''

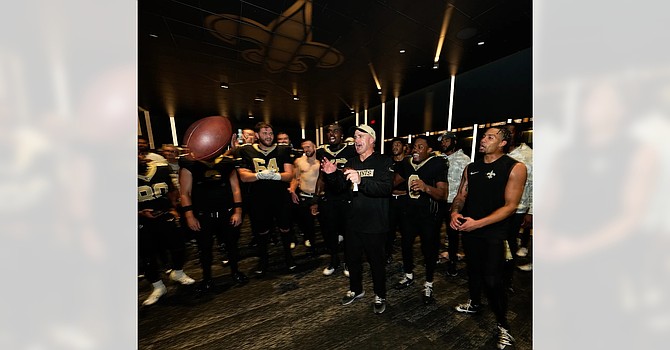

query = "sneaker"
(423, 283), (435, 304)
(169, 270), (195, 285)
(516, 247), (528, 257)
(232, 272), (249, 284)
(446, 263), (458, 277)
(455, 299), (480, 313)
(304, 239), (311, 247)
(341, 290), (365, 305)
(496, 324), (515, 349)
(395, 275), (414, 289)
(343, 264), (350, 278)
(290, 242), (296, 249)
(142, 281), (167, 306)
(338, 234), (344, 243)
(322, 265), (336, 276)
(517, 263), (532, 271)
(373, 295), (386, 314)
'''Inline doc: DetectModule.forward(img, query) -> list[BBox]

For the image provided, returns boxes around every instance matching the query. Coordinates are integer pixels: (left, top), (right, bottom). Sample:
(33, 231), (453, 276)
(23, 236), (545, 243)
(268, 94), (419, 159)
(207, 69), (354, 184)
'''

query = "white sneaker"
(343, 264), (350, 278)
(142, 281), (167, 306)
(304, 240), (311, 247)
(516, 247), (528, 257)
(338, 235), (344, 243)
(517, 263), (532, 271)
(169, 270), (195, 285)
(290, 242), (296, 249)
(322, 265), (336, 276)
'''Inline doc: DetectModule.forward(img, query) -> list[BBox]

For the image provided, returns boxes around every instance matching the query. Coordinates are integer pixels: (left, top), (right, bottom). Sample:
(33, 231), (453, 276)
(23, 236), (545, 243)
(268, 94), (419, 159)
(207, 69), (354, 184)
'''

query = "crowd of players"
(138, 121), (532, 349)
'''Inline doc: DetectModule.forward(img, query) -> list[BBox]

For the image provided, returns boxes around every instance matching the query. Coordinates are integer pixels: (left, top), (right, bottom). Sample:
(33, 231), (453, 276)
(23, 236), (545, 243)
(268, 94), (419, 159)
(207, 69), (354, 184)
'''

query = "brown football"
(182, 116), (233, 160)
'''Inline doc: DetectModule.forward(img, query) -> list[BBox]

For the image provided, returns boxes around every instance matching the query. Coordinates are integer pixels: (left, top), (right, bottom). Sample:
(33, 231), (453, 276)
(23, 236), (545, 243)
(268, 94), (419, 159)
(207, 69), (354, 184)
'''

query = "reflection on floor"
(139, 219), (532, 349)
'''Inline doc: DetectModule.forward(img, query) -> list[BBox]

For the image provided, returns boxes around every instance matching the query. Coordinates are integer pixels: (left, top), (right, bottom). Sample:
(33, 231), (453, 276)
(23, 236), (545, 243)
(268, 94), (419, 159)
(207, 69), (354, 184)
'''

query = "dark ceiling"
(138, 0), (531, 131)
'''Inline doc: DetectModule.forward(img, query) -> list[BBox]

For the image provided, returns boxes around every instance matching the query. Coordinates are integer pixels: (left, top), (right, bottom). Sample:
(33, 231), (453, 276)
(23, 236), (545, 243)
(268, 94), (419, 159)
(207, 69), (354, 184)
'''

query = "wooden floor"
(138, 219), (532, 349)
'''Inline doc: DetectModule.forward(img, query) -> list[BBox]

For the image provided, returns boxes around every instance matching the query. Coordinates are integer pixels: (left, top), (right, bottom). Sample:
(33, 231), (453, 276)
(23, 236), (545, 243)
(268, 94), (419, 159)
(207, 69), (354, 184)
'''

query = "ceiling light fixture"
(220, 82), (229, 89)
(478, 41), (485, 46)
(433, 63), (439, 69)
(399, 49), (406, 54)
(149, 33), (158, 38)
(292, 94), (299, 101)
(433, 4), (454, 67)
(254, 96), (264, 102)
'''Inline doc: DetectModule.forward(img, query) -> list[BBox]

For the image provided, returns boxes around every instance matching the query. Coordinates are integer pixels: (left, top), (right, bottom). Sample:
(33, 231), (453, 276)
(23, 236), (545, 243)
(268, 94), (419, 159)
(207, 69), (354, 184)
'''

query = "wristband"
(181, 205), (193, 213)
(232, 202), (242, 208)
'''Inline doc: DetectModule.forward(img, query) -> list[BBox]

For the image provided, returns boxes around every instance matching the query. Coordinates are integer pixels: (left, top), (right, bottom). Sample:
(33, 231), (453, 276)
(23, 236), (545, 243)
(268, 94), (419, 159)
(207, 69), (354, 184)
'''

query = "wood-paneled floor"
(139, 220), (532, 349)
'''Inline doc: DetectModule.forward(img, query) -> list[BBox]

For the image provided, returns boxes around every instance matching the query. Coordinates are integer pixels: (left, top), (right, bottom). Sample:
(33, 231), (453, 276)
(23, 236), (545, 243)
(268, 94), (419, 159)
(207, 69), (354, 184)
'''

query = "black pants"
(248, 191), (293, 269)
(319, 197), (349, 266)
(293, 192), (318, 245)
(444, 202), (461, 265)
(387, 195), (406, 258)
(400, 205), (440, 282)
(192, 211), (241, 281)
(139, 214), (186, 283)
(347, 230), (386, 298)
(462, 234), (509, 328)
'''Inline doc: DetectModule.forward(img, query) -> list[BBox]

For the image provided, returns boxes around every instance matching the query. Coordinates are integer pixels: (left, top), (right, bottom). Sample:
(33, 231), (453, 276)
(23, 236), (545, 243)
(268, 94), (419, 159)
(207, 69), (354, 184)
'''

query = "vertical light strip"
(393, 97), (399, 137)
(315, 128), (320, 146)
(301, 128), (306, 140)
(408, 134), (412, 145)
(364, 109), (368, 124)
(319, 126), (324, 146)
(143, 110), (155, 149)
(381, 102), (386, 154)
(169, 115), (178, 146)
(447, 75), (455, 130)
(355, 112), (360, 125)
(470, 123), (479, 160)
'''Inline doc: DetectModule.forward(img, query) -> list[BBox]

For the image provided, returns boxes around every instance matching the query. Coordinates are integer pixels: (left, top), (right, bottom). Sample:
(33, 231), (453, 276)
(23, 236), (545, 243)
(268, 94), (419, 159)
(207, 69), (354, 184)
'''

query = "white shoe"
(304, 240), (311, 247)
(290, 242), (296, 249)
(169, 270), (195, 285)
(343, 264), (350, 278)
(322, 265), (336, 276)
(142, 281), (167, 306)
(338, 235), (344, 243)
(517, 263), (532, 271)
(516, 247), (528, 257)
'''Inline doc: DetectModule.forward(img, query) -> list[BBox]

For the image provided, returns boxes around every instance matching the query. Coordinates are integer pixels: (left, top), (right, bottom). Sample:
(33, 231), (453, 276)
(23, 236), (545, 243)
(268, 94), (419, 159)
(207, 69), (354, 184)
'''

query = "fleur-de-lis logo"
(205, 0), (344, 73)
(486, 170), (496, 179)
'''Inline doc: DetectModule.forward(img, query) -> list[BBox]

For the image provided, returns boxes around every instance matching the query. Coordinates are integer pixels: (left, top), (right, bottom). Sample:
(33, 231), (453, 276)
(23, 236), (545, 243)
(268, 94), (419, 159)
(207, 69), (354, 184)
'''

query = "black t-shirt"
(179, 155), (236, 211)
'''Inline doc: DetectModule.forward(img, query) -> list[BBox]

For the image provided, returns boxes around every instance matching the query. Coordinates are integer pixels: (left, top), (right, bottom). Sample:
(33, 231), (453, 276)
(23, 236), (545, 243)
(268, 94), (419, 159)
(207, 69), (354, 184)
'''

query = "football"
(182, 116), (233, 160)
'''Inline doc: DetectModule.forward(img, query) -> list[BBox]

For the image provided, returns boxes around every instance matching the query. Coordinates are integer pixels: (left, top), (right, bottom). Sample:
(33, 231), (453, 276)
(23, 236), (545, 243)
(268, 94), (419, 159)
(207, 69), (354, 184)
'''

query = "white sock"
(406, 273), (413, 280)
(425, 281), (433, 288)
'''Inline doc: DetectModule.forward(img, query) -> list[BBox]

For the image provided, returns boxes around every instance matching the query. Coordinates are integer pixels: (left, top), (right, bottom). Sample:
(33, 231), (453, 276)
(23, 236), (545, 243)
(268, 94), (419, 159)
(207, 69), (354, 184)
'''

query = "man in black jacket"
(322, 124), (393, 314)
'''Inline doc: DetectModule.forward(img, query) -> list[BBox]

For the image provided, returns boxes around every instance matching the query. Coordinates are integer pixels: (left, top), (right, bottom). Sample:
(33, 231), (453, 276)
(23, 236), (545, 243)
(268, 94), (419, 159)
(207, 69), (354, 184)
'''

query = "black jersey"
(396, 155), (447, 209)
(138, 161), (173, 212)
(179, 155), (236, 212)
(236, 143), (294, 194)
(462, 154), (518, 238)
(316, 143), (357, 199)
